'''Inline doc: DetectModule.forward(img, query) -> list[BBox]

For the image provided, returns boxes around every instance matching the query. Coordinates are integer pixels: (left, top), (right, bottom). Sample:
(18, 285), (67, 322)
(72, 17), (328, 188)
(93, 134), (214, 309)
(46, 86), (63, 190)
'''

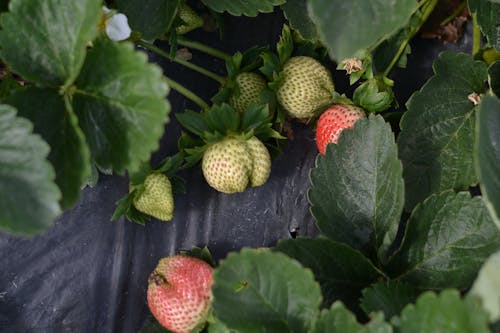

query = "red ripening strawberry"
(315, 104), (366, 154)
(147, 255), (213, 333)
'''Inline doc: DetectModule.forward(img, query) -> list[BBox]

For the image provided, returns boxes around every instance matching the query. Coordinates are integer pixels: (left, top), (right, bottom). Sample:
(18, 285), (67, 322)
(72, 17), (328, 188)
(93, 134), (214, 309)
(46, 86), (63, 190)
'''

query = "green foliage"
(0, 0), (101, 87)
(471, 250), (500, 323)
(309, 115), (404, 260)
(281, 0), (319, 41)
(312, 303), (391, 333)
(308, 0), (416, 62)
(388, 191), (500, 290)
(490, 62), (500, 97)
(469, 0), (500, 49)
(397, 52), (488, 211)
(0, 105), (61, 235)
(212, 249), (322, 333)
(276, 238), (384, 309)
(73, 37), (170, 174)
(475, 94), (500, 226)
(395, 290), (490, 333)
(139, 315), (173, 333)
(116, 0), (181, 40)
(360, 282), (418, 320)
(201, 0), (285, 16)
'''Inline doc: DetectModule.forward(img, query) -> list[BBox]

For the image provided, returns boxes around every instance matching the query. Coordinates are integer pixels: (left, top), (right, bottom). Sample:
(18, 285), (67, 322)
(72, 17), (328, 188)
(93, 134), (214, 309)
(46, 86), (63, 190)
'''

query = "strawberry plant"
(0, 0), (499, 332)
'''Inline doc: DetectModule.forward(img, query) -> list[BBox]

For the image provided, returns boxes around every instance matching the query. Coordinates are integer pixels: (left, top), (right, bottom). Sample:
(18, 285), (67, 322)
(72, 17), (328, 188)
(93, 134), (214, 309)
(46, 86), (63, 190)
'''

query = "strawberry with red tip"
(315, 104), (366, 154)
(147, 255), (214, 333)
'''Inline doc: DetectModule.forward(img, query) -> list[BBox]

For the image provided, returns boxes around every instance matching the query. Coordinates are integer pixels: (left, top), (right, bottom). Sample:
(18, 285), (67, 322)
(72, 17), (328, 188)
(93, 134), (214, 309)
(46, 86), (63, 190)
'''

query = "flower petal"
(106, 14), (131, 41)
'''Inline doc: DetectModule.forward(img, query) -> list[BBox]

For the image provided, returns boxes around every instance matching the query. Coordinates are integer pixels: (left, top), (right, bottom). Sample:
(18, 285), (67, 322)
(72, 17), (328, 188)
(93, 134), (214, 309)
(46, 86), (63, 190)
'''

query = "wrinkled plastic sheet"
(0, 11), (472, 333)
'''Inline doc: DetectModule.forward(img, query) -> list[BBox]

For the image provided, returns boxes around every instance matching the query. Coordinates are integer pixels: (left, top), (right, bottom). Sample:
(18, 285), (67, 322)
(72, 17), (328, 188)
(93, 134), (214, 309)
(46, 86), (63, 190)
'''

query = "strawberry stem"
(137, 40), (226, 85)
(176, 36), (232, 61)
(382, 0), (439, 77)
(164, 76), (210, 111)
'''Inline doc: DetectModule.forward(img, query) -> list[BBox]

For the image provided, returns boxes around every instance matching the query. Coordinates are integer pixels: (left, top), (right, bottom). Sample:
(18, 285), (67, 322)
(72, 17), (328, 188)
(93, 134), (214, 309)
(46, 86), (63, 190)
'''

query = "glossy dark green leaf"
(0, 0), (101, 87)
(388, 191), (500, 290)
(116, 0), (181, 40)
(489, 61), (500, 97)
(201, 0), (285, 16)
(475, 94), (500, 227)
(281, 0), (319, 41)
(213, 249), (322, 333)
(276, 238), (384, 309)
(360, 282), (418, 319)
(309, 115), (404, 259)
(73, 38), (170, 174)
(312, 302), (391, 333)
(308, 0), (416, 61)
(395, 290), (490, 333)
(470, 250), (500, 322)
(0, 105), (61, 234)
(7, 87), (90, 208)
(469, 0), (500, 49)
(397, 52), (488, 210)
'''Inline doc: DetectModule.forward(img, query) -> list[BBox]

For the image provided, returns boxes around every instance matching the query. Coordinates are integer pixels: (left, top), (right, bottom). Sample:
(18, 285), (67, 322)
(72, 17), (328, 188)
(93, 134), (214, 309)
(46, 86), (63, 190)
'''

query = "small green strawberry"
(315, 104), (366, 154)
(133, 173), (174, 221)
(228, 72), (267, 112)
(201, 136), (271, 193)
(175, 5), (203, 35)
(148, 255), (213, 333)
(276, 56), (334, 119)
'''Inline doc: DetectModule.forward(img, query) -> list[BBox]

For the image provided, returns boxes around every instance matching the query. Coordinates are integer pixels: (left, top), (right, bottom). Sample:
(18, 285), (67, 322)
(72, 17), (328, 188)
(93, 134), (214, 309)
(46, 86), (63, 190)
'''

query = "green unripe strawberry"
(133, 173), (174, 221)
(201, 136), (271, 193)
(228, 72), (267, 112)
(175, 5), (203, 35)
(276, 56), (334, 119)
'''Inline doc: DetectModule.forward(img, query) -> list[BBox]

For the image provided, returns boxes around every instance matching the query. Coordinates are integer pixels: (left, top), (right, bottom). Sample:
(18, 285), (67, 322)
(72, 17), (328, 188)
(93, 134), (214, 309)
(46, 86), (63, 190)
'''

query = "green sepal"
(293, 31), (328, 60)
(277, 25), (294, 65)
(129, 162), (153, 186)
(260, 52), (282, 80)
(178, 131), (205, 151)
(184, 145), (207, 167)
(169, 174), (186, 194)
(353, 79), (394, 113)
(176, 109), (211, 137)
(211, 86), (234, 105)
(180, 246), (216, 267)
(111, 190), (150, 225)
(205, 103), (241, 134)
(156, 152), (185, 175)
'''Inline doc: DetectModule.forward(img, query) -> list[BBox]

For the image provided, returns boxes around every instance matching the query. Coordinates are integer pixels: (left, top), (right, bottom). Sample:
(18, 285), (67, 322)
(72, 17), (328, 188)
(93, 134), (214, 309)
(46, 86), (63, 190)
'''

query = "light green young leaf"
(6, 87), (91, 208)
(0, 0), (101, 87)
(116, 0), (181, 40)
(213, 249), (322, 333)
(73, 38), (170, 174)
(281, 0), (319, 41)
(201, 0), (285, 16)
(475, 94), (500, 227)
(312, 302), (392, 333)
(276, 238), (384, 309)
(0, 105), (61, 235)
(396, 290), (490, 333)
(308, 0), (416, 62)
(388, 191), (500, 290)
(309, 115), (404, 260)
(470, 250), (500, 322)
(397, 52), (488, 211)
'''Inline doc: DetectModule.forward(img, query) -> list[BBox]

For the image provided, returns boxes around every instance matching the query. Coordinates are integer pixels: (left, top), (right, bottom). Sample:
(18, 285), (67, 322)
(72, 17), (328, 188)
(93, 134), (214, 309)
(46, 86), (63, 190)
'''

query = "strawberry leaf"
(468, 0), (500, 49)
(308, 0), (416, 62)
(311, 303), (391, 333)
(309, 115), (404, 261)
(489, 62), (500, 97)
(276, 238), (384, 310)
(387, 191), (500, 290)
(281, 0), (319, 41)
(360, 282), (418, 320)
(73, 37), (170, 174)
(397, 52), (488, 211)
(201, 0), (285, 17)
(213, 249), (322, 333)
(475, 94), (500, 227)
(116, 0), (181, 41)
(470, 250), (500, 322)
(0, 105), (61, 235)
(0, 75), (22, 100)
(395, 290), (490, 333)
(0, 0), (101, 87)
(6, 87), (91, 208)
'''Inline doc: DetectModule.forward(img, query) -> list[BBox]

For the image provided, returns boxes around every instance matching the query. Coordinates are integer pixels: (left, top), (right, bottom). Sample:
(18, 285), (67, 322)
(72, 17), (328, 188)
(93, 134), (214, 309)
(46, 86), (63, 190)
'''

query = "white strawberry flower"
(102, 6), (131, 41)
